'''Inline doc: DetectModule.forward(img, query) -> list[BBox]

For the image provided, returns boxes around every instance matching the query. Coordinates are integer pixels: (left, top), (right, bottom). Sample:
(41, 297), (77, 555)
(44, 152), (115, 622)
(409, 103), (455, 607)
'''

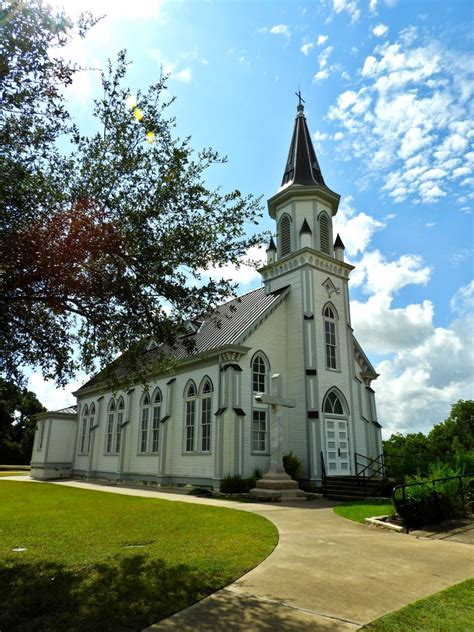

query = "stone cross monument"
(250, 374), (307, 501)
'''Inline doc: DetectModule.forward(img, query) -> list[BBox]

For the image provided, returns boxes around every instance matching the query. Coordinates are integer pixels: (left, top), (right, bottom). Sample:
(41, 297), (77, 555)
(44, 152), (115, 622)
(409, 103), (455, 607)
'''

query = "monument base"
(249, 467), (308, 501)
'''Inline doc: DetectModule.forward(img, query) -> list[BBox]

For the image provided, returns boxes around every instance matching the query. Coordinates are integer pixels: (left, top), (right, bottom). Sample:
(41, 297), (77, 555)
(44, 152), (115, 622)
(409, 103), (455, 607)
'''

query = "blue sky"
(30, 0), (473, 437)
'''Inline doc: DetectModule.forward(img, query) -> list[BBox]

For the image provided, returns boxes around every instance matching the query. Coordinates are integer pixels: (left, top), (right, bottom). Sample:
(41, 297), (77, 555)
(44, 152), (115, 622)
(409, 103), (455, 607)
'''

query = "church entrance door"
(325, 418), (350, 475)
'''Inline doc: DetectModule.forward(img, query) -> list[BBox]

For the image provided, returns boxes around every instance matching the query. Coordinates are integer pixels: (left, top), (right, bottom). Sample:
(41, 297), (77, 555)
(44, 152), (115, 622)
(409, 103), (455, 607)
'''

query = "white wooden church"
(31, 102), (382, 488)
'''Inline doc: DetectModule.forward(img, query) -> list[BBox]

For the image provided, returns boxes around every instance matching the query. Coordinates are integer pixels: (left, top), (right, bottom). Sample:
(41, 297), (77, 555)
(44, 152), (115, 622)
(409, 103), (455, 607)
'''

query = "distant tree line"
(0, 379), (45, 464)
(383, 400), (474, 479)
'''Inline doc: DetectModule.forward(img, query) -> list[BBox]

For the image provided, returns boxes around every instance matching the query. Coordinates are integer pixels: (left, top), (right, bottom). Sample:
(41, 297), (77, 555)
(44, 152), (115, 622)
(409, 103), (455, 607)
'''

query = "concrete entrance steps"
(324, 475), (386, 501)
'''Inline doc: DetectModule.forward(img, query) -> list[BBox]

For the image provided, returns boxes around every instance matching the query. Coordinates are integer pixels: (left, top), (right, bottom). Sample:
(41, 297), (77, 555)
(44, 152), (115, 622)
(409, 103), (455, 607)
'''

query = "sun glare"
(48, 0), (163, 20)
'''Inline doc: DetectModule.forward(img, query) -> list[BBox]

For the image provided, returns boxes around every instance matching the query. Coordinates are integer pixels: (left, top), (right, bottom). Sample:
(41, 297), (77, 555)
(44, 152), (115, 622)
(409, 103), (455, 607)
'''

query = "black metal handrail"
(355, 452), (385, 482)
(392, 474), (473, 532)
(320, 451), (326, 497)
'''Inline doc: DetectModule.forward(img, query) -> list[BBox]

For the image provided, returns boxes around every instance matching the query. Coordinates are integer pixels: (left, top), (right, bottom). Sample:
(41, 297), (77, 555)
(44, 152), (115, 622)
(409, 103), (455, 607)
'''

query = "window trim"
(138, 392), (151, 454)
(278, 212), (292, 258)
(323, 302), (339, 371)
(184, 381), (197, 453)
(105, 398), (117, 455)
(250, 351), (271, 455)
(199, 377), (213, 453)
(79, 404), (89, 455)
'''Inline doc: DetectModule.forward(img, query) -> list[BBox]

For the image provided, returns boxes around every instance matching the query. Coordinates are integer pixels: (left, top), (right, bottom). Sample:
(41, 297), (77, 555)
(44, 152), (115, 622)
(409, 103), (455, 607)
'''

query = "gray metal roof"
(78, 286), (289, 392)
(53, 406), (77, 414)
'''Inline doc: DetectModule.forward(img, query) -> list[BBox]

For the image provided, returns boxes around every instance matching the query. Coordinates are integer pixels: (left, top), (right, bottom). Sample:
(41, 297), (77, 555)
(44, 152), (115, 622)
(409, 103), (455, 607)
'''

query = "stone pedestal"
(250, 465), (307, 501)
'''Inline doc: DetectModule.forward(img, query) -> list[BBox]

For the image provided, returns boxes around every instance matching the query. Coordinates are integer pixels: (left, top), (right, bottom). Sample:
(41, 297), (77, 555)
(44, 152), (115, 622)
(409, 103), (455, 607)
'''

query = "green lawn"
(333, 499), (394, 523)
(363, 578), (474, 631)
(0, 471), (29, 477)
(0, 481), (278, 631)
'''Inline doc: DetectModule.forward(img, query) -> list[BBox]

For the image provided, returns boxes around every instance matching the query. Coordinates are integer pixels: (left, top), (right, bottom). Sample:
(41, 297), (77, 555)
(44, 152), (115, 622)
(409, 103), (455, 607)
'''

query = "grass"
(0, 481), (278, 631)
(363, 578), (474, 631)
(0, 464), (30, 471)
(0, 471), (29, 477)
(333, 499), (394, 524)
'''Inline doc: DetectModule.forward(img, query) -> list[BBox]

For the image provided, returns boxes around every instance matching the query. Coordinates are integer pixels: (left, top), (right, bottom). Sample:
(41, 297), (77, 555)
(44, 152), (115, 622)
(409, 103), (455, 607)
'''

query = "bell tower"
(259, 99), (366, 483)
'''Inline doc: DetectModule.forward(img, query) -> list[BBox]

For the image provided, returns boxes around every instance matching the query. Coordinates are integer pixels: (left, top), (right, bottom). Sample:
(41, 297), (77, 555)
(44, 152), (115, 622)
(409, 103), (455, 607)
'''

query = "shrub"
(283, 452), (301, 480)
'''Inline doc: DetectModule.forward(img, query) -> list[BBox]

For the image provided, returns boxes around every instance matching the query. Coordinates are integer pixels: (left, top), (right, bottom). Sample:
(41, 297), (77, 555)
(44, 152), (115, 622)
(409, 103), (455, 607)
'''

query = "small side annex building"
(31, 102), (382, 488)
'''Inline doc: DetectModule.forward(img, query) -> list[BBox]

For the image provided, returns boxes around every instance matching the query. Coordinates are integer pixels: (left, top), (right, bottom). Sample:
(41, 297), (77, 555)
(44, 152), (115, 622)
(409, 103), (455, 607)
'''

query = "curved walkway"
(5, 478), (474, 631)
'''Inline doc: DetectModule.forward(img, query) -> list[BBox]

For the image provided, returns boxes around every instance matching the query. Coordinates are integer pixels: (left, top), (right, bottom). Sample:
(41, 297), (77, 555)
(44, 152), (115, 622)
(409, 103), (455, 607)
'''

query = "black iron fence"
(392, 474), (473, 532)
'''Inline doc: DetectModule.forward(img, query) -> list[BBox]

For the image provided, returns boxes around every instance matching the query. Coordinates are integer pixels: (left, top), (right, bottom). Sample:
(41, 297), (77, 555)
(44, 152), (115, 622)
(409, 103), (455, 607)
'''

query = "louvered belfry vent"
(279, 215), (291, 257)
(320, 213), (330, 254)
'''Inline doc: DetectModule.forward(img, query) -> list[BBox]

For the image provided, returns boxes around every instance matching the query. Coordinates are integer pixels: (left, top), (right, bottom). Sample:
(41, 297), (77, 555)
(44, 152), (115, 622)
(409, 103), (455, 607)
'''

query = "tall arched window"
(80, 404), (89, 453)
(139, 392), (151, 453)
(105, 399), (115, 454)
(151, 388), (162, 454)
(87, 403), (95, 453)
(200, 378), (213, 452)
(323, 391), (344, 415)
(252, 353), (267, 393)
(116, 397), (124, 453)
(279, 213), (291, 257)
(185, 381), (197, 453)
(251, 353), (270, 454)
(319, 212), (330, 254)
(323, 303), (338, 370)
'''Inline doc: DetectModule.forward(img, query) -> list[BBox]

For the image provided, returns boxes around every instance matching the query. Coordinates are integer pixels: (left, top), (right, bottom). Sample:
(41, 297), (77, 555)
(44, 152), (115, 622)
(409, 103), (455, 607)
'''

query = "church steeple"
(281, 102), (328, 188)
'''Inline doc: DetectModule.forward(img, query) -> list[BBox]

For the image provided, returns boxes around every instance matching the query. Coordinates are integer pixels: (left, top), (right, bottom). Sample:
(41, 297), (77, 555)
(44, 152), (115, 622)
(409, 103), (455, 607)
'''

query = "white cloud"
(333, 197), (384, 255)
(331, 0), (360, 23)
(352, 281), (474, 436)
(350, 250), (431, 294)
(317, 34), (329, 46)
(372, 23), (389, 37)
(28, 372), (87, 411)
(314, 69), (330, 82)
(198, 246), (266, 288)
(269, 24), (290, 37)
(327, 29), (474, 204)
(450, 280), (474, 315)
(301, 42), (314, 56)
(174, 67), (192, 83)
(148, 49), (192, 82)
(50, 0), (164, 20)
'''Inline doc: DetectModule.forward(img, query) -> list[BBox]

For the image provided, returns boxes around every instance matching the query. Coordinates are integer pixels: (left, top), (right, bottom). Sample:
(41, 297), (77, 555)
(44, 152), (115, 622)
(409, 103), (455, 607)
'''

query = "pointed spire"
(281, 100), (328, 188)
(300, 219), (312, 234)
(266, 237), (277, 251)
(334, 233), (345, 249)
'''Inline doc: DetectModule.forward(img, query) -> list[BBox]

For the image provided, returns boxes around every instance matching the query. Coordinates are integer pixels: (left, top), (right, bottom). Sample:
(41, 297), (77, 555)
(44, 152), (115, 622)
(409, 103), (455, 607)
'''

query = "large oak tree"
(1, 1), (262, 387)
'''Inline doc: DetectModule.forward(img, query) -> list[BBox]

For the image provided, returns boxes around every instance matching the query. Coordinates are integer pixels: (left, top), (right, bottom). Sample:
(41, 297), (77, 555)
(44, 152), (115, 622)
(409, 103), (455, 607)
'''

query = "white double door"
(325, 418), (350, 475)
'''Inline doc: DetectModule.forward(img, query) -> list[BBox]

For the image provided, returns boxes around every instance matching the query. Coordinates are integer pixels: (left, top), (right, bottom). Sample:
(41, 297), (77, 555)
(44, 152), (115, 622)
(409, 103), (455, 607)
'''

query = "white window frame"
(323, 303), (338, 371)
(184, 381), (197, 453)
(252, 409), (268, 453)
(116, 397), (124, 453)
(105, 399), (116, 454)
(139, 392), (151, 454)
(199, 378), (213, 453)
(151, 388), (162, 454)
(80, 405), (89, 454)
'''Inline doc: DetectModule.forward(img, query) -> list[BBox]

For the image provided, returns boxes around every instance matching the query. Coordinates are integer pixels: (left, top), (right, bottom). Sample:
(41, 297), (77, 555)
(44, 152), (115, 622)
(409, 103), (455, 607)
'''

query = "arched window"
(116, 397), (124, 453)
(323, 391), (344, 415)
(319, 212), (330, 254)
(139, 392), (151, 453)
(279, 214), (291, 257)
(185, 381), (197, 452)
(323, 303), (338, 370)
(80, 405), (89, 454)
(251, 353), (270, 454)
(200, 378), (213, 452)
(105, 399), (115, 454)
(252, 353), (267, 393)
(151, 388), (162, 454)
(87, 403), (95, 453)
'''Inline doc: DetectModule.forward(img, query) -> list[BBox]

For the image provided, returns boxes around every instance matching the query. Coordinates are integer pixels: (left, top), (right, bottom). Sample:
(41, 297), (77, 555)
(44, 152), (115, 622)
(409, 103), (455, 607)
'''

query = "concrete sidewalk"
(4, 478), (474, 630)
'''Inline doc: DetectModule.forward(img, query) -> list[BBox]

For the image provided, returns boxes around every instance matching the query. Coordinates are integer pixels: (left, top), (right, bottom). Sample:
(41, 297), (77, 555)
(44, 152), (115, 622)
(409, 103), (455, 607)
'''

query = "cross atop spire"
(295, 88), (305, 107)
